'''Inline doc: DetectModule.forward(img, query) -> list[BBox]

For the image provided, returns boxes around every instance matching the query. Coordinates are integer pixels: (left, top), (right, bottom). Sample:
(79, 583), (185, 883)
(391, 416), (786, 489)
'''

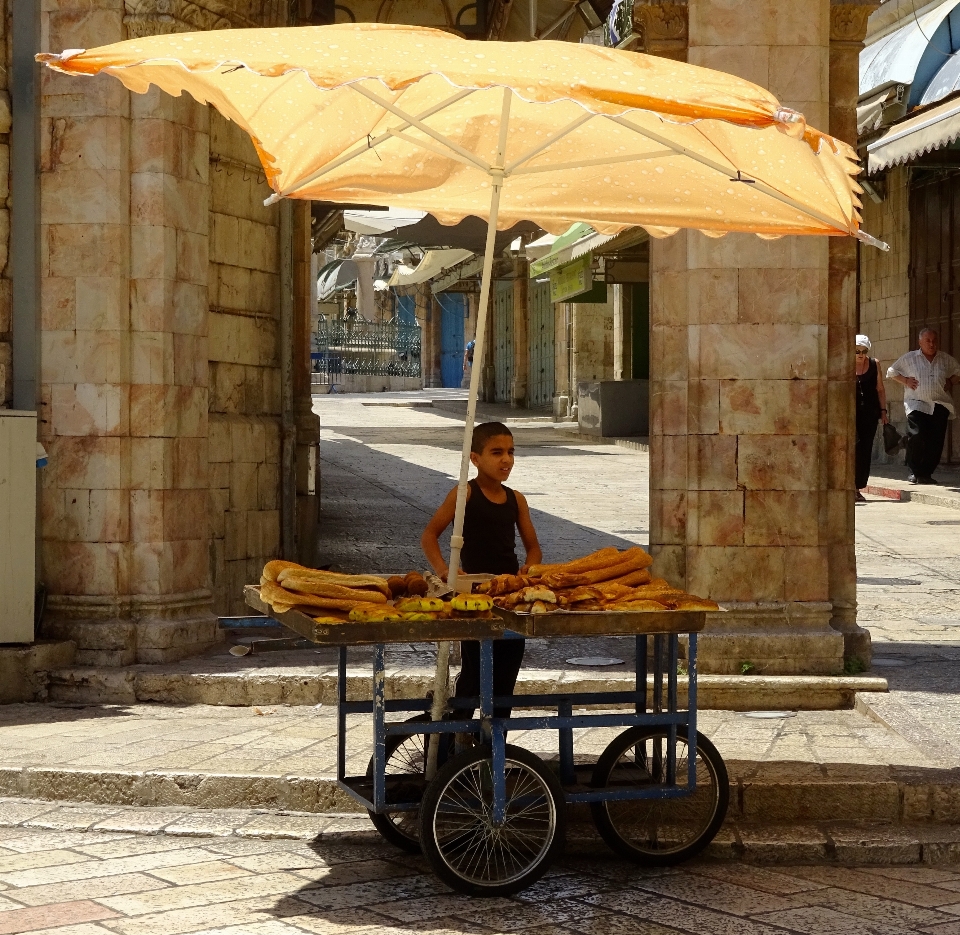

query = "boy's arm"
(420, 486), (460, 579)
(515, 491), (543, 573)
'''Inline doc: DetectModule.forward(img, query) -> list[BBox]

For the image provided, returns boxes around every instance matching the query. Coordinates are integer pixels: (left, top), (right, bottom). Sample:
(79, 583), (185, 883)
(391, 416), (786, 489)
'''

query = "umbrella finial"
(774, 107), (807, 140)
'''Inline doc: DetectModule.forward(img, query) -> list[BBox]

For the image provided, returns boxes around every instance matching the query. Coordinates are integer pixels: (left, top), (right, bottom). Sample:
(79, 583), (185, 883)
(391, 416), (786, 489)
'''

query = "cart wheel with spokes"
(366, 713), (430, 852)
(419, 744), (565, 896)
(590, 727), (728, 865)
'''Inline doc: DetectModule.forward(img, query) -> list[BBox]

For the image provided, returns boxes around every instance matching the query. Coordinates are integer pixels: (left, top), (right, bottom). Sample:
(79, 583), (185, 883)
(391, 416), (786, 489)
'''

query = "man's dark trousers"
(905, 404), (950, 479)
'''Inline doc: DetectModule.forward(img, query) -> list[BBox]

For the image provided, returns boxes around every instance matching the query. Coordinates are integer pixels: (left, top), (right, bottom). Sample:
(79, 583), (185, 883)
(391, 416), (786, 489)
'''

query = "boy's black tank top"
(460, 478), (520, 575)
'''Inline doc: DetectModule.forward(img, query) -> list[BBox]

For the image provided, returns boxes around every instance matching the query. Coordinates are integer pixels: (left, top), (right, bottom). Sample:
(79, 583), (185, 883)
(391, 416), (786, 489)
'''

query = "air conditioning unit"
(0, 411), (37, 643)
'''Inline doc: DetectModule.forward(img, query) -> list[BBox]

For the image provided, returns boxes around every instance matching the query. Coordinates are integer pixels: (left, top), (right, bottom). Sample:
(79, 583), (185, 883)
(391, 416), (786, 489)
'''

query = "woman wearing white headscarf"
(855, 334), (888, 502)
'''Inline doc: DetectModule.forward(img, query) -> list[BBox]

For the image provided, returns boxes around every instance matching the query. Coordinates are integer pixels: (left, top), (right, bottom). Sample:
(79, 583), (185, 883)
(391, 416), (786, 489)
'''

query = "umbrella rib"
(691, 121), (855, 231)
(512, 149), (674, 175)
(503, 112), (595, 174)
(605, 114), (851, 234)
(268, 87), (477, 202)
(352, 83), (492, 173)
(385, 128), (489, 172)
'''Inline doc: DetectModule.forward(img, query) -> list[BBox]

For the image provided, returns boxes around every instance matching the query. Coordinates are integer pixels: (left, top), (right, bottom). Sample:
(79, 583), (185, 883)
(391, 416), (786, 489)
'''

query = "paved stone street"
(4, 391), (960, 932)
(8, 808), (960, 935)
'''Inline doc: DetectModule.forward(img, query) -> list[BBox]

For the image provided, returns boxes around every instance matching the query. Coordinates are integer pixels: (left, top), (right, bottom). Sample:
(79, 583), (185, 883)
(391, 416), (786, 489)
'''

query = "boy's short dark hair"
(471, 421), (513, 454)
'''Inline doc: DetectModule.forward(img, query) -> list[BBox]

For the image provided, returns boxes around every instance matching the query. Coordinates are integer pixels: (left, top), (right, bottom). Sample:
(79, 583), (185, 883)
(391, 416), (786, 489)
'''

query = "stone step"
(48, 666), (887, 710)
(0, 754), (954, 826)
(4, 796), (958, 867)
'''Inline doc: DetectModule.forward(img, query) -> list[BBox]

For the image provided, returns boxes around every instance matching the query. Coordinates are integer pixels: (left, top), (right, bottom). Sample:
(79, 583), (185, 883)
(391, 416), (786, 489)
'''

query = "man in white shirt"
(887, 327), (960, 484)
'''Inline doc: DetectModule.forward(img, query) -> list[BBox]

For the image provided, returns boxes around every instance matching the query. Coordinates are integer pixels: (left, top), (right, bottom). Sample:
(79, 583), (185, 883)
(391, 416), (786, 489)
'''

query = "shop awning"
(386, 248), (474, 287)
(867, 95), (960, 171)
(317, 258), (359, 299)
(860, 0), (960, 99)
(528, 223), (617, 277)
(343, 208), (427, 235)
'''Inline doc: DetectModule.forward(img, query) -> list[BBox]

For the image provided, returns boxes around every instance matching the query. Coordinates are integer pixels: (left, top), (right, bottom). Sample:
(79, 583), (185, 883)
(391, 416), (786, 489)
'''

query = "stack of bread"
(257, 561), (494, 624)
(477, 547), (719, 614)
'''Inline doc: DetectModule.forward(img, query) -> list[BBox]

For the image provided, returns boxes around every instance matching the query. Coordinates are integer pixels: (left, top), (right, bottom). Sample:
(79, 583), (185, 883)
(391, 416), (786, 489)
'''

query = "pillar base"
(0, 641), (77, 703)
(42, 590), (219, 666)
(694, 602), (845, 676)
(829, 600), (873, 669)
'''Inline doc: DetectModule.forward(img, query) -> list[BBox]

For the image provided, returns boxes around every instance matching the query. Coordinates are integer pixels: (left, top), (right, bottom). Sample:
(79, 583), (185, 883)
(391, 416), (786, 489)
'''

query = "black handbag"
(882, 421), (904, 455)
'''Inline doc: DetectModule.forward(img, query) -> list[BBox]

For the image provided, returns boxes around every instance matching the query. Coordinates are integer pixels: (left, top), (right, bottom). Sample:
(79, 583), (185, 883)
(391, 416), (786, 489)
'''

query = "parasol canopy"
(39, 23), (874, 244)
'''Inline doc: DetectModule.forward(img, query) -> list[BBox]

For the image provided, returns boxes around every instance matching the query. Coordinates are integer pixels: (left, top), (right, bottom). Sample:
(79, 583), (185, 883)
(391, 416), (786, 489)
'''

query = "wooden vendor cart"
(245, 585), (729, 897)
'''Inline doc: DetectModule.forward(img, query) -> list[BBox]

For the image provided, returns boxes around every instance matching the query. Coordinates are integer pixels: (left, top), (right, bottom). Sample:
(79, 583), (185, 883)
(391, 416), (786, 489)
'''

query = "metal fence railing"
(311, 319), (422, 383)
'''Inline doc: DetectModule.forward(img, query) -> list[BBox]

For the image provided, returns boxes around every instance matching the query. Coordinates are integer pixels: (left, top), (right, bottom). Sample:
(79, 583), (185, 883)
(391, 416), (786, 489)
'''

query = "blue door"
(438, 293), (466, 388)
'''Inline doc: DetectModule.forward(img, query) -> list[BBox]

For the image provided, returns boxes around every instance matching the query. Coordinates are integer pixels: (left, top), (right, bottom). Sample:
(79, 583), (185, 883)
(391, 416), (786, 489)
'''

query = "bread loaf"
(604, 599), (668, 611)
(277, 567), (391, 598)
(544, 548), (652, 589)
(348, 603), (402, 622)
(262, 560), (307, 582)
(526, 547), (621, 578)
(259, 581), (369, 613)
(606, 568), (652, 588)
(279, 573), (388, 604)
(395, 596), (445, 613)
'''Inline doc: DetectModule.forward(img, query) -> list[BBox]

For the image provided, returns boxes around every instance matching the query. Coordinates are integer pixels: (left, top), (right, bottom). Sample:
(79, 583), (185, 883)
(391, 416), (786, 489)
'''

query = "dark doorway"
(909, 169), (960, 463)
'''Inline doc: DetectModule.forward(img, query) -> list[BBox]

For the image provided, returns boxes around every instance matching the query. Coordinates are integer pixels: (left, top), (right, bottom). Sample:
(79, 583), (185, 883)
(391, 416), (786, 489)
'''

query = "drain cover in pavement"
(740, 711), (796, 719)
(871, 657), (910, 667)
(566, 657), (624, 667)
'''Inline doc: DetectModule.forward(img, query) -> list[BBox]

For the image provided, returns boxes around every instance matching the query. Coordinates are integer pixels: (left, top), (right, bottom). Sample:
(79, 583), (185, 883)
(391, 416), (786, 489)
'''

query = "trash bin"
(577, 380), (648, 437)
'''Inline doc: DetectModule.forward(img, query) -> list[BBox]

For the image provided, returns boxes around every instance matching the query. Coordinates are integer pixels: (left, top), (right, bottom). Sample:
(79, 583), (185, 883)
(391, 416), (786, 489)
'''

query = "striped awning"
(867, 96), (960, 172)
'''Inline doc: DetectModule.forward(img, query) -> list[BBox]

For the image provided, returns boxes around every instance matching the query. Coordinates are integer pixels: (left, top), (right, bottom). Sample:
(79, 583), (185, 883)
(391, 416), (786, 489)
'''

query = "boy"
(421, 421), (542, 718)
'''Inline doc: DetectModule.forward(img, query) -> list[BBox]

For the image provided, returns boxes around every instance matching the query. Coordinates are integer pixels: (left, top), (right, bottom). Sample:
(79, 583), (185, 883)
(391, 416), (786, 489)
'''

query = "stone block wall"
(208, 110), (282, 616)
(859, 165), (910, 432)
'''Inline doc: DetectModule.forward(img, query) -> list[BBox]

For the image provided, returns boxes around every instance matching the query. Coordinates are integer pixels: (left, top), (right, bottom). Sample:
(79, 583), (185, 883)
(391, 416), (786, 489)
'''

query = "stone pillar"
(613, 284), (633, 380)
(39, 4), (216, 664)
(481, 289), (496, 402)
(553, 301), (571, 418)
(293, 202), (320, 566)
(419, 289), (441, 388)
(511, 266), (529, 407)
(571, 296), (615, 386)
(828, 0), (878, 662)
(648, 0), (854, 674)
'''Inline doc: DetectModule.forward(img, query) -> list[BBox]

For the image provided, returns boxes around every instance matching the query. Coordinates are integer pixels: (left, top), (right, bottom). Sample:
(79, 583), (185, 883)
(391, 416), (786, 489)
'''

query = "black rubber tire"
(590, 727), (728, 865)
(419, 744), (566, 897)
(366, 714), (430, 853)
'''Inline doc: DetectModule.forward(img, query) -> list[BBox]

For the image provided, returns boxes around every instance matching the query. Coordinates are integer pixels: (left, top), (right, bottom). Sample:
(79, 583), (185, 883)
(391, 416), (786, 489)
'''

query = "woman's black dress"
(856, 357), (881, 490)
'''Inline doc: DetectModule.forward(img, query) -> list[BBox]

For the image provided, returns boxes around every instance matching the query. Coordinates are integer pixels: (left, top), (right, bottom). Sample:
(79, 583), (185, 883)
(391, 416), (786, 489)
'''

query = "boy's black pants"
(454, 638), (526, 719)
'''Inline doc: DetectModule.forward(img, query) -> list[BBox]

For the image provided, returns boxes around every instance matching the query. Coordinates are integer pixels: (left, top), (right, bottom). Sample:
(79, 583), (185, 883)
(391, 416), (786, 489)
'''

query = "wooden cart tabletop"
(244, 585), (706, 646)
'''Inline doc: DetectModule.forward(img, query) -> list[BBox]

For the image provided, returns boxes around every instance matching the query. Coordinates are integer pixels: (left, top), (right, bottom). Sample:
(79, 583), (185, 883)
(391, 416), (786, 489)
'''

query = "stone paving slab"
(5, 803), (960, 934)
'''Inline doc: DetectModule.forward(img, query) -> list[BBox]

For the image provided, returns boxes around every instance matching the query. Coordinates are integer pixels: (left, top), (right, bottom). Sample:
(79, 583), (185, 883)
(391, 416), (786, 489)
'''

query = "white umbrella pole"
(425, 89), (512, 780)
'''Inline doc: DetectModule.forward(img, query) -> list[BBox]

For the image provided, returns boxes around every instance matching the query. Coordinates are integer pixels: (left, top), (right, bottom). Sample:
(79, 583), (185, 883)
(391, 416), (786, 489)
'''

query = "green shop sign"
(550, 254), (594, 303)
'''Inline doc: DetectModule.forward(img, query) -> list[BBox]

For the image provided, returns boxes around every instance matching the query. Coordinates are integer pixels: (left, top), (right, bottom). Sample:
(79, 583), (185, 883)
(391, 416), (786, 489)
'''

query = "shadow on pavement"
(318, 435), (640, 574)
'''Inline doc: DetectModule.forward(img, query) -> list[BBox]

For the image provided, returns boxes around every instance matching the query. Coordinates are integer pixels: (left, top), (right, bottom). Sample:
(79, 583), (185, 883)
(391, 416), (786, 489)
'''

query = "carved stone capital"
(123, 0), (281, 38)
(632, 1), (688, 57)
(830, 2), (877, 46)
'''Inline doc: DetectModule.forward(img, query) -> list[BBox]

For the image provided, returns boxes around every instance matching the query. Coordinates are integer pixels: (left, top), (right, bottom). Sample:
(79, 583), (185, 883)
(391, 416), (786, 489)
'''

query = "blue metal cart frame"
(336, 631), (699, 820)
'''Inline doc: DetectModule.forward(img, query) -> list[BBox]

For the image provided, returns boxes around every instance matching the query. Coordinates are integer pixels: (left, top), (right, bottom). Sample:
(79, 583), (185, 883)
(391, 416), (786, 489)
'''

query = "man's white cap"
(855, 334), (871, 349)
